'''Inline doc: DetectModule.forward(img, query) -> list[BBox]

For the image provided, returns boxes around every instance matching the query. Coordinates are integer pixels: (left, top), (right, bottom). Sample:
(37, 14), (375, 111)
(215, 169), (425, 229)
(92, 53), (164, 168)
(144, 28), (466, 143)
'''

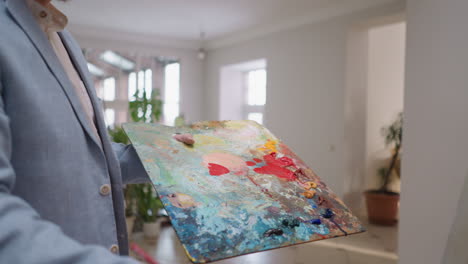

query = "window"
(102, 77), (116, 101)
(99, 51), (135, 71)
(84, 48), (170, 127)
(164, 63), (180, 126)
(104, 108), (115, 129)
(247, 69), (266, 106)
(128, 72), (137, 101)
(128, 69), (152, 101)
(245, 69), (267, 124)
(87, 63), (105, 77)
(219, 59), (266, 121)
(101, 77), (116, 128)
(144, 69), (152, 99)
(247, 112), (263, 124)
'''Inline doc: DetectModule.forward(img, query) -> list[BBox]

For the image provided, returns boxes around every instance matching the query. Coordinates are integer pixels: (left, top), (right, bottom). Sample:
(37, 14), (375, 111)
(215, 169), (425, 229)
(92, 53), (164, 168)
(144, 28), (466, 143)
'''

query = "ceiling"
(55, 0), (395, 48)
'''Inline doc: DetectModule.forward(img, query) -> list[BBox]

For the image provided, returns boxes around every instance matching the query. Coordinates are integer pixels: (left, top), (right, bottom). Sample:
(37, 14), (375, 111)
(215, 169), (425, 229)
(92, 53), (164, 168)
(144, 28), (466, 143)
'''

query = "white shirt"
(26, 0), (101, 140)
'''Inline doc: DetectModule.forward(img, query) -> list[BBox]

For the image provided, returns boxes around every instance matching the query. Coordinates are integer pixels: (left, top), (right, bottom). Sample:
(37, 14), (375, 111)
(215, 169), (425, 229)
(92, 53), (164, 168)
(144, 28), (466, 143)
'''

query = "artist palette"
(123, 120), (365, 263)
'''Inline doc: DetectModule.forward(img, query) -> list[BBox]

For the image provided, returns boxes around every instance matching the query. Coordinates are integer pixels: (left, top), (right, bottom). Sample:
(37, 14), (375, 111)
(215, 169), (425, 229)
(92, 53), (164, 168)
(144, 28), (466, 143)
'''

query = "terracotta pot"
(364, 191), (399, 226)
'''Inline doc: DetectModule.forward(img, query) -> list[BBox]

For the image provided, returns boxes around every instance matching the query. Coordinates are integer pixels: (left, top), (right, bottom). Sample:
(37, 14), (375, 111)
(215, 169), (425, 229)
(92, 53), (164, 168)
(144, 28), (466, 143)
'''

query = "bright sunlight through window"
(164, 63), (180, 126)
(128, 69), (152, 101)
(247, 112), (263, 124)
(102, 77), (115, 101)
(128, 72), (136, 101)
(247, 69), (266, 106)
(104, 108), (115, 128)
(245, 69), (267, 124)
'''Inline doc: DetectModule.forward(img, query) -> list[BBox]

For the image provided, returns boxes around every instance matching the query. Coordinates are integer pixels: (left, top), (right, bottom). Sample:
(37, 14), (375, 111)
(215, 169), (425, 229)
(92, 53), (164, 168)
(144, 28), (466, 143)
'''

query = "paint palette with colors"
(123, 120), (365, 263)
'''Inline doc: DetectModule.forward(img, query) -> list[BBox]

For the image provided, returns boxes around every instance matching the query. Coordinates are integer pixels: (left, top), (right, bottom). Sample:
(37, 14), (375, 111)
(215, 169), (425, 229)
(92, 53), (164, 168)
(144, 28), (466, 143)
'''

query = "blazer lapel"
(6, 0), (103, 149)
(59, 31), (112, 148)
(58, 32), (128, 199)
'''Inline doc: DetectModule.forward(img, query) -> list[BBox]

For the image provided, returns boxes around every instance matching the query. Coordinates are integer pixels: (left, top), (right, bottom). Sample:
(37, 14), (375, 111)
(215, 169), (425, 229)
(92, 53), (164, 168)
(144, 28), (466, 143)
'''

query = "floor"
(129, 218), (398, 264)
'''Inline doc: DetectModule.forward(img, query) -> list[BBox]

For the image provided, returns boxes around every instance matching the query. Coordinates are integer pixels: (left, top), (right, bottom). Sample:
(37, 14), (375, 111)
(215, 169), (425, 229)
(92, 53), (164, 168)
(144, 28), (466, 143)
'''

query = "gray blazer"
(0, 0), (149, 263)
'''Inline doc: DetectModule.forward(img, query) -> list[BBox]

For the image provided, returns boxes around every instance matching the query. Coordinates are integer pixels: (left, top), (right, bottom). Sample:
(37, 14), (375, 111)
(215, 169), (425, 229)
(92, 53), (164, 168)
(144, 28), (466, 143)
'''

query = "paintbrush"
(130, 242), (159, 264)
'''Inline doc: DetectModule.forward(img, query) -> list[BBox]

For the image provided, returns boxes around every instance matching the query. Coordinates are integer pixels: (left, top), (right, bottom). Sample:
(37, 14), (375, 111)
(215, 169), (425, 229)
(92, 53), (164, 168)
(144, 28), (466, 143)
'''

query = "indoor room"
(0, 0), (466, 264)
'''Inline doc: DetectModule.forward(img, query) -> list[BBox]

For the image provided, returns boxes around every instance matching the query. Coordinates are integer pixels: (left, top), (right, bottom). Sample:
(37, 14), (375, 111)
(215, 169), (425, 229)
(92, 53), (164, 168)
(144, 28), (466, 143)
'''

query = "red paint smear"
(246, 161), (256, 166)
(208, 163), (230, 176)
(253, 152), (297, 181)
(253, 158), (263, 163)
(316, 234), (327, 239)
(254, 166), (296, 181)
(294, 168), (307, 184)
(263, 152), (294, 167)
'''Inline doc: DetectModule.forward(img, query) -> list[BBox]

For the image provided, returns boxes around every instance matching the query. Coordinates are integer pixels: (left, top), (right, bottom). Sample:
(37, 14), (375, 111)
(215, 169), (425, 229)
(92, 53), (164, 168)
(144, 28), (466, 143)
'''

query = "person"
(0, 0), (192, 262)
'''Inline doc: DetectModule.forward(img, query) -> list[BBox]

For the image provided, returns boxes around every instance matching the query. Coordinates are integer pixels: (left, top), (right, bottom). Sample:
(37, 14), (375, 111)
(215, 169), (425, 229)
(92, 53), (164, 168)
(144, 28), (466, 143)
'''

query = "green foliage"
(108, 126), (133, 216)
(378, 112), (403, 192)
(381, 112), (403, 150)
(124, 184), (136, 217)
(174, 114), (186, 127)
(127, 86), (164, 221)
(377, 167), (388, 186)
(134, 184), (164, 223)
(128, 89), (163, 123)
(108, 126), (129, 145)
(104, 82), (165, 220)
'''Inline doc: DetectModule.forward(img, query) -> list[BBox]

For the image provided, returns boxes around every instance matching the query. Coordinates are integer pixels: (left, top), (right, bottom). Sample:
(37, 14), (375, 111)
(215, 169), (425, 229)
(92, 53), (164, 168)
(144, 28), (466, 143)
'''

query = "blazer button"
(100, 184), (111, 196)
(39, 11), (48, 18)
(109, 244), (119, 254)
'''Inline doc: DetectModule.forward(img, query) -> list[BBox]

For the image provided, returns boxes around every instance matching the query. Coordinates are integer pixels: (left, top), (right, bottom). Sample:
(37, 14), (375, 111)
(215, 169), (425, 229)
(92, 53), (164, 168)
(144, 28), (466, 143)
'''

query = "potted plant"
(128, 86), (165, 239)
(135, 183), (164, 240)
(123, 183), (137, 236)
(108, 86), (164, 236)
(108, 126), (138, 235)
(364, 113), (402, 226)
(128, 89), (163, 123)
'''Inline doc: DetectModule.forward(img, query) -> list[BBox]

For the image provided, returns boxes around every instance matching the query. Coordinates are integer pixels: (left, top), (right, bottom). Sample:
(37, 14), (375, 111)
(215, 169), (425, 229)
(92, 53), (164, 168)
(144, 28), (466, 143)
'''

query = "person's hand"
(173, 133), (195, 145)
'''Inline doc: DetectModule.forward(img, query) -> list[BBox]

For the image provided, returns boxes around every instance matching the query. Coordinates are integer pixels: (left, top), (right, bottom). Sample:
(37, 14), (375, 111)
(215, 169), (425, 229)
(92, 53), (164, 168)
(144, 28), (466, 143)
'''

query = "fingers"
(173, 133), (195, 145)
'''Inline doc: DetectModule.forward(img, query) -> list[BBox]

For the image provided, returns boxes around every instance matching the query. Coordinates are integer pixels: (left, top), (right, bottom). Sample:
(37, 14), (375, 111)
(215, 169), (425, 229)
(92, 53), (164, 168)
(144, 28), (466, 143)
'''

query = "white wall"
(71, 31), (205, 124)
(399, 0), (468, 263)
(365, 22), (405, 191)
(219, 68), (244, 121)
(204, 1), (405, 198)
(343, 18), (405, 213)
(442, 175), (468, 264)
(343, 25), (370, 213)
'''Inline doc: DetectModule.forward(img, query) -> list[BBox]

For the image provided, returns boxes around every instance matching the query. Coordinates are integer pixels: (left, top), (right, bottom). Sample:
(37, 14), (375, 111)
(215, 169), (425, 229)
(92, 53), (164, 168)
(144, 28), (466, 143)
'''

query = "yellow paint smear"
(183, 245), (203, 263)
(224, 120), (248, 130)
(194, 134), (225, 146)
(258, 139), (278, 153)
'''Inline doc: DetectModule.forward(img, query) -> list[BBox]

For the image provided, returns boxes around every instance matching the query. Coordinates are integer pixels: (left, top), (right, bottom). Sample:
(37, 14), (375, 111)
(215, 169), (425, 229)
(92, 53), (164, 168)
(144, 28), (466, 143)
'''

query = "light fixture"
(99, 51), (135, 71)
(87, 63), (105, 77)
(198, 48), (206, 60)
(197, 31), (206, 60)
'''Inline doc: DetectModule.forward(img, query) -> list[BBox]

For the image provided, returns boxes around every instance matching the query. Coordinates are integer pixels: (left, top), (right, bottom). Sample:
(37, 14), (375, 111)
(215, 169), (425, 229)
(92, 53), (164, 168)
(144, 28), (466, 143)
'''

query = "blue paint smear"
(123, 121), (366, 263)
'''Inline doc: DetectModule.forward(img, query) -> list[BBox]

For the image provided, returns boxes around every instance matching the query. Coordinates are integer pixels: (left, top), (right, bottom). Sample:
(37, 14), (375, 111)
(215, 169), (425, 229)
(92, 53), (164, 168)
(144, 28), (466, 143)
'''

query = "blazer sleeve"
(0, 84), (139, 264)
(111, 142), (150, 184)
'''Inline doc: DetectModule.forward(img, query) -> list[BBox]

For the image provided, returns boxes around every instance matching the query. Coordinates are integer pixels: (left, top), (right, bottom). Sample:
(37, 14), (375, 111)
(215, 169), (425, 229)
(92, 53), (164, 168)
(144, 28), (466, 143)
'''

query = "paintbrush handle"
(130, 242), (159, 264)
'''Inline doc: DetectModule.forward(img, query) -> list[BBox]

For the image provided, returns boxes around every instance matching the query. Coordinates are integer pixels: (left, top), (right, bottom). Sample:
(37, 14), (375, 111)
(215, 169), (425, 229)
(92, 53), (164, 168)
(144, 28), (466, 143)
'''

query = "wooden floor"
(130, 219), (398, 264)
